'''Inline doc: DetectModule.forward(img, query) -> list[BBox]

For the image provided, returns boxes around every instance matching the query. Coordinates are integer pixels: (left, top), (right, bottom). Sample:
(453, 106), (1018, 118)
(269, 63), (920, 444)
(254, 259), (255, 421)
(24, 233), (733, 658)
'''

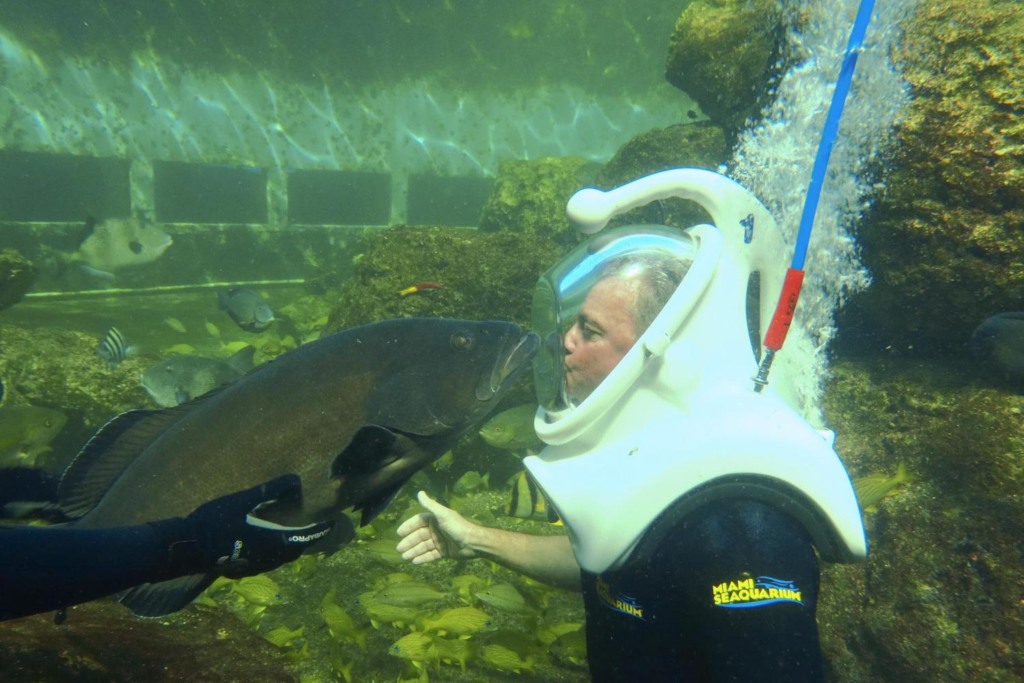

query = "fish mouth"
(479, 330), (540, 401)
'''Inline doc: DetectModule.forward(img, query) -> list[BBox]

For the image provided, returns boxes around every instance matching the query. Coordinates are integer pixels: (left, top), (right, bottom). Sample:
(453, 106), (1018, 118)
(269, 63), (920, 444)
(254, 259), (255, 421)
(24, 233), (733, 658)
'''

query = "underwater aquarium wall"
(0, 1), (689, 242)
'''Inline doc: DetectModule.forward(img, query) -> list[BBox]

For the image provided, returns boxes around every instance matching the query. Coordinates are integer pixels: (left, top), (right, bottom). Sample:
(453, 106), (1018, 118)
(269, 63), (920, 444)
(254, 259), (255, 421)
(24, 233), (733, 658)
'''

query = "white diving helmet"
(532, 223), (713, 421)
(524, 169), (867, 573)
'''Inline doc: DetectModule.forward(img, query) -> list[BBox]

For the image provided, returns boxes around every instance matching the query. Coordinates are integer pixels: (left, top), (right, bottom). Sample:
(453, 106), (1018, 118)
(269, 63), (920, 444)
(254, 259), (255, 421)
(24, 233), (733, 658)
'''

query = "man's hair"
(600, 253), (691, 335)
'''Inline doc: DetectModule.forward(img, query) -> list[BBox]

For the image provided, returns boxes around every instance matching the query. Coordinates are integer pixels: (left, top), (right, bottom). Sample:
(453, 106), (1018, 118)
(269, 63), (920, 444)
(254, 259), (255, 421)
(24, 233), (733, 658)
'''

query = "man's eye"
(582, 326), (600, 340)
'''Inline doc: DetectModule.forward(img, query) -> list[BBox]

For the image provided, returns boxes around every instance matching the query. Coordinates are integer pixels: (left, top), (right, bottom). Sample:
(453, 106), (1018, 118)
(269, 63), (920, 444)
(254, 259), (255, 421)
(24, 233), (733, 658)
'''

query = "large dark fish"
(59, 318), (538, 616)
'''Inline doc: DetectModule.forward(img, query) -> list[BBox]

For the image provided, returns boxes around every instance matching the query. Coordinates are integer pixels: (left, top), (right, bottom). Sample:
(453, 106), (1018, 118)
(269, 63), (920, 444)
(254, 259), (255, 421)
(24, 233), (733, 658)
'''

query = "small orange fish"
(399, 282), (443, 297)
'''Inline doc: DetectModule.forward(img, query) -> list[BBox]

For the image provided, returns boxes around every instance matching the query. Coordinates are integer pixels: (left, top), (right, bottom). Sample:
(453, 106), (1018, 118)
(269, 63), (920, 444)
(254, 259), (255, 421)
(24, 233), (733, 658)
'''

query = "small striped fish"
(96, 326), (129, 368)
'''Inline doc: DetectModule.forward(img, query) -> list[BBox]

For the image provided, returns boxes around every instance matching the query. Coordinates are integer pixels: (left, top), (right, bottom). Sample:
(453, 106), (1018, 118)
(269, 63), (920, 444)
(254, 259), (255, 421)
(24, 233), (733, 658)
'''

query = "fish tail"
(78, 264), (117, 281)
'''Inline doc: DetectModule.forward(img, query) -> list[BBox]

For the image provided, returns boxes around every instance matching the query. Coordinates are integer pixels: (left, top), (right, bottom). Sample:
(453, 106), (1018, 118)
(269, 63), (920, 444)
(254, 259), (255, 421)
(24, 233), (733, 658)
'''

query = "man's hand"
(395, 491), (479, 564)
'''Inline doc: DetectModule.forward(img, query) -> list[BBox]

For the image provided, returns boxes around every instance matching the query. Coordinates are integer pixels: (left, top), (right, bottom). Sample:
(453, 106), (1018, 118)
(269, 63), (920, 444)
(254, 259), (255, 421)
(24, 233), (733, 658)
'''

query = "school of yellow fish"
(195, 478), (588, 682)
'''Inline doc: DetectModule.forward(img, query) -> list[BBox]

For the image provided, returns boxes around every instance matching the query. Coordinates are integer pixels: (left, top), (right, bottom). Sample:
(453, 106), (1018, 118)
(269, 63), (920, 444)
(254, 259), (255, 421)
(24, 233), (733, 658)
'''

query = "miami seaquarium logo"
(712, 575), (803, 609)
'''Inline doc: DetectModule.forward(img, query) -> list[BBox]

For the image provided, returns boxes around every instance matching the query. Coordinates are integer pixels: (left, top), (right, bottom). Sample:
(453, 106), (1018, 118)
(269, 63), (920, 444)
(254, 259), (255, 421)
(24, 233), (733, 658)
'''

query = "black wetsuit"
(581, 498), (823, 682)
(0, 474), (335, 621)
(0, 519), (199, 621)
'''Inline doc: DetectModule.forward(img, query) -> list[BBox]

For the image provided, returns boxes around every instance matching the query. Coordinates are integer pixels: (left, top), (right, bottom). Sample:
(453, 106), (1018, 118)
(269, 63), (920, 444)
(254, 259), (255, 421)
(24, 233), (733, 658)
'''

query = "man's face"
(563, 277), (639, 402)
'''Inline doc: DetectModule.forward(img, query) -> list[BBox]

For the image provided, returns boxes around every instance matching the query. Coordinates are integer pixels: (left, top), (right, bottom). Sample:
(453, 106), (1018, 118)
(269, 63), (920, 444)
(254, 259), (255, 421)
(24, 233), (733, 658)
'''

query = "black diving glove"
(149, 475), (334, 580)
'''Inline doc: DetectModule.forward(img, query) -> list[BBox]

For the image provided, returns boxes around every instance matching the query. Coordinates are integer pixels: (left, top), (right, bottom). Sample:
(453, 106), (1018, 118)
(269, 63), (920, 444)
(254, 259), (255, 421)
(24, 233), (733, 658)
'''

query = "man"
(1, 474), (332, 621)
(397, 244), (831, 681)
(562, 256), (680, 404)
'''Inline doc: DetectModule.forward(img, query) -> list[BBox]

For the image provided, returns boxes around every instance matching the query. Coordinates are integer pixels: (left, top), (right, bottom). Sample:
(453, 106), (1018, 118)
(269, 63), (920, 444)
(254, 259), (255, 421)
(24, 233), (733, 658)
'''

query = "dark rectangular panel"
(288, 170), (390, 225)
(154, 160), (266, 224)
(407, 174), (493, 227)
(0, 151), (130, 222)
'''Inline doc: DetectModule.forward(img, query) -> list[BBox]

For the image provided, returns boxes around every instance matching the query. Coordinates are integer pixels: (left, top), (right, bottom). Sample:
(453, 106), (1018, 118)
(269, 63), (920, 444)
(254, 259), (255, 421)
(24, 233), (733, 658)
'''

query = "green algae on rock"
(665, 0), (786, 142)
(479, 156), (598, 247)
(323, 226), (564, 335)
(846, 0), (1024, 355)
(818, 356), (1024, 681)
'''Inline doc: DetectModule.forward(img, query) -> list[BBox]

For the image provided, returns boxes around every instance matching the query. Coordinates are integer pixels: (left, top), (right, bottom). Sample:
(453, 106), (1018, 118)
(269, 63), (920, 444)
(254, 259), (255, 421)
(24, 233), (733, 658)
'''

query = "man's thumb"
(417, 490), (442, 514)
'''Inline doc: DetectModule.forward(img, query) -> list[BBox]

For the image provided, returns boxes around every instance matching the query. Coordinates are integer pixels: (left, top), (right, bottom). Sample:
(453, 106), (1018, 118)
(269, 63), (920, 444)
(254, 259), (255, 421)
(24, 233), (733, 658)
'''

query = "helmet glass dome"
(532, 225), (698, 412)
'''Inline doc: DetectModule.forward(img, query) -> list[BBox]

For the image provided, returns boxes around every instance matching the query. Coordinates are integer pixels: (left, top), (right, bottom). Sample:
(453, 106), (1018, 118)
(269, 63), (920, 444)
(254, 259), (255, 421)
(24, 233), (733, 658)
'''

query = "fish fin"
(545, 503), (561, 525)
(77, 214), (98, 247)
(225, 345), (256, 374)
(119, 573), (215, 617)
(76, 263), (116, 281)
(509, 471), (534, 519)
(58, 407), (191, 518)
(332, 425), (414, 478)
(895, 462), (914, 484)
(332, 426), (422, 524)
(2, 500), (67, 520)
(356, 481), (406, 527)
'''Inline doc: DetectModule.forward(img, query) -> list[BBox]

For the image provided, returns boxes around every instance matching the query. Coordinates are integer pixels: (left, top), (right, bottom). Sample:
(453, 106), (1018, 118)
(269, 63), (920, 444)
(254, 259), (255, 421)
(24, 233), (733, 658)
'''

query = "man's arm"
(396, 491), (581, 590)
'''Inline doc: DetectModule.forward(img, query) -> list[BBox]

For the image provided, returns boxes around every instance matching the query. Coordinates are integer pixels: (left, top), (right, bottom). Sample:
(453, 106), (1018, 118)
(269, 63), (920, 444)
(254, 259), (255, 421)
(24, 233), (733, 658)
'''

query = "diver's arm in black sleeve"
(0, 521), (181, 621)
(0, 475), (336, 622)
(671, 498), (825, 682)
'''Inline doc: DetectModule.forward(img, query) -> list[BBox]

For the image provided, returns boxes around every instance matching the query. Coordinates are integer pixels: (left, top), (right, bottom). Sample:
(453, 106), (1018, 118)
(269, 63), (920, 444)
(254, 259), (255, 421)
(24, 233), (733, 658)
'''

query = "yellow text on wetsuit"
(597, 577), (644, 619)
(712, 578), (802, 607)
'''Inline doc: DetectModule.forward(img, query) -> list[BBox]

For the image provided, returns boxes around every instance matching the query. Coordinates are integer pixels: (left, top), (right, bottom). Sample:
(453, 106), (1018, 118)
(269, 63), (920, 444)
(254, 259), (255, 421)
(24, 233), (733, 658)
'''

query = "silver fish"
(217, 287), (275, 332)
(140, 348), (254, 407)
(67, 216), (172, 279)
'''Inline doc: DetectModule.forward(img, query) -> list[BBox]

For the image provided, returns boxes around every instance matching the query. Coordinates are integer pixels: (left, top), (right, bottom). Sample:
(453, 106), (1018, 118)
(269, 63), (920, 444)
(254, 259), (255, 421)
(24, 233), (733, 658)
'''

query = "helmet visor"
(531, 225), (698, 412)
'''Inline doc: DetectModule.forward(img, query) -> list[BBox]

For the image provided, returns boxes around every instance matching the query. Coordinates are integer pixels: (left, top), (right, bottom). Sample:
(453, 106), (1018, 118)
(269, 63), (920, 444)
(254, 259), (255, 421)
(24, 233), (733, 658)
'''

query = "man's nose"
(563, 325), (578, 352)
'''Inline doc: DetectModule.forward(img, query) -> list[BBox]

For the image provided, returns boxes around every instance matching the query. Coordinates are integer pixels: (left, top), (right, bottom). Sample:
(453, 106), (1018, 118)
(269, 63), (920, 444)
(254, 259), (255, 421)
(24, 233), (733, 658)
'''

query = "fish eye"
(129, 240), (143, 254)
(44, 419), (53, 427)
(450, 332), (475, 351)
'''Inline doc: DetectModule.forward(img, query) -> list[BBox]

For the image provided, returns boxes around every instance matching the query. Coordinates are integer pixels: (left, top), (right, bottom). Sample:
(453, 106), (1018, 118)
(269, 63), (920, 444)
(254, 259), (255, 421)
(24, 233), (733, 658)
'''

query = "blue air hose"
(754, 0), (876, 391)
(791, 0), (877, 271)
